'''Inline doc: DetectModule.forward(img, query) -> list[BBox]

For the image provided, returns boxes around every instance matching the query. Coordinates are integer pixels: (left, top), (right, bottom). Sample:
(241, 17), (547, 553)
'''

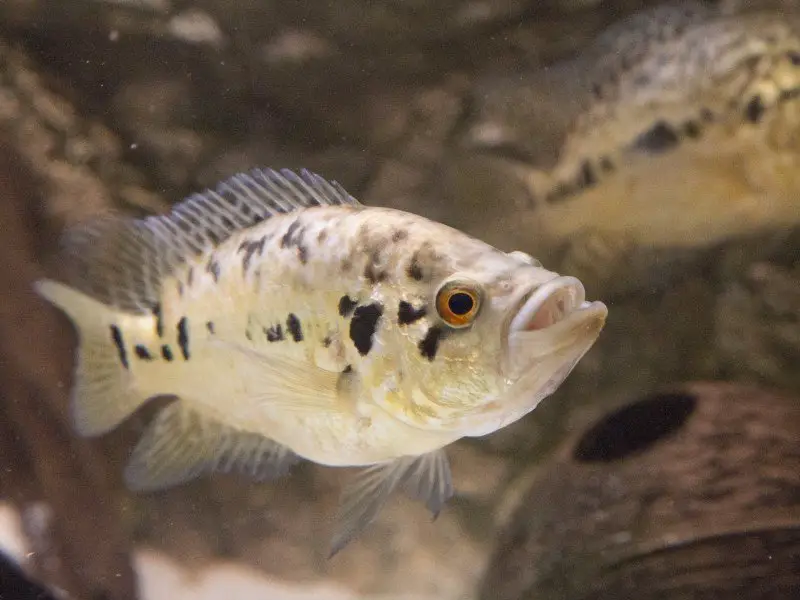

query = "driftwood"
(480, 382), (800, 600)
(0, 142), (138, 599)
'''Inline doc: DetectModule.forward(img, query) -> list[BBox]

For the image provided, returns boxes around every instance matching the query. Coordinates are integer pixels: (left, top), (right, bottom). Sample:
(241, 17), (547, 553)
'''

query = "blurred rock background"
(0, 0), (798, 599)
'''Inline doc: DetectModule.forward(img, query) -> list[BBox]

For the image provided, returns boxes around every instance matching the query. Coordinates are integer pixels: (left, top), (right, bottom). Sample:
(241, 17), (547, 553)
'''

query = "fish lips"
(503, 276), (608, 381)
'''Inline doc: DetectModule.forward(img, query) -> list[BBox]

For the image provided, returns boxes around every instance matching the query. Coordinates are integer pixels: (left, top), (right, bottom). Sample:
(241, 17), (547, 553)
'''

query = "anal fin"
(124, 401), (300, 492)
(329, 450), (453, 557)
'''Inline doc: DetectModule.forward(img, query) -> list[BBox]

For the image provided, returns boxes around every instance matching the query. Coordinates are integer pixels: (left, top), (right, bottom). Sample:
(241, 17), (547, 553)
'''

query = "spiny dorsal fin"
(57, 168), (362, 313)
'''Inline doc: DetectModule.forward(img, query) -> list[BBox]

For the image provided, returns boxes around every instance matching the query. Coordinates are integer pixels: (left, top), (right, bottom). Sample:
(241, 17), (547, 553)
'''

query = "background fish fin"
(329, 451), (453, 557)
(51, 168), (362, 314)
(209, 339), (345, 413)
(124, 402), (300, 492)
(34, 280), (151, 437)
(400, 449), (453, 517)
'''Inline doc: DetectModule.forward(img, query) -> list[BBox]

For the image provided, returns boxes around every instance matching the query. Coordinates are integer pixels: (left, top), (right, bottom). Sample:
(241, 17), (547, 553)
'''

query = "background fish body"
(35, 168), (607, 554)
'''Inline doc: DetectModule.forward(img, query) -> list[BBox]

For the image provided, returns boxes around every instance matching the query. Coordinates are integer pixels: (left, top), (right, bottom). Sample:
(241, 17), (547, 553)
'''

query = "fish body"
(35, 168), (607, 553)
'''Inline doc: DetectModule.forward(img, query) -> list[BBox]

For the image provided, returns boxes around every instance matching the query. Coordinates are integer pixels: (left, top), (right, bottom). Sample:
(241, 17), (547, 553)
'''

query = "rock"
(716, 259), (800, 390)
(480, 382), (800, 600)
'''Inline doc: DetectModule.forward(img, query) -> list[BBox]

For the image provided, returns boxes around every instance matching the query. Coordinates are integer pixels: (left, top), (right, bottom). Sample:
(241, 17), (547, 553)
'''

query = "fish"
(34, 168), (608, 555)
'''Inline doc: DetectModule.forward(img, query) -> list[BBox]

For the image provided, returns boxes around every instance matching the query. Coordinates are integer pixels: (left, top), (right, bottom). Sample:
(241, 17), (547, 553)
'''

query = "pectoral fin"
(124, 402), (300, 492)
(329, 450), (453, 557)
(209, 338), (347, 414)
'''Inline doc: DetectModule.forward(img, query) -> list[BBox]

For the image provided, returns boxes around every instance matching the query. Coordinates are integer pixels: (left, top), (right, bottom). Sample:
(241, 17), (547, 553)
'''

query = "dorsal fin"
(56, 168), (363, 313)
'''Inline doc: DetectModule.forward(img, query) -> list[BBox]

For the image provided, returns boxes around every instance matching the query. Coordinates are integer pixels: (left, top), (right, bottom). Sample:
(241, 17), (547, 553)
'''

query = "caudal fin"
(35, 279), (150, 437)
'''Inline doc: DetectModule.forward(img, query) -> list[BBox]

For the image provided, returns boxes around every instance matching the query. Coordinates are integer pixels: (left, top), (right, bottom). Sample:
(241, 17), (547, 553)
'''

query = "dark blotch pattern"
(152, 303), (164, 338)
(206, 321), (215, 334)
(398, 301), (427, 325)
(280, 220), (302, 248)
(418, 326), (444, 361)
(265, 324), (284, 342)
(744, 95), (766, 123)
(161, 345), (174, 361)
(286, 314), (303, 342)
(238, 236), (267, 273)
(579, 161), (597, 187)
(391, 229), (408, 242)
(110, 325), (129, 369)
(364, 251), (387, 284)
(177, 317), (190, 360)
(187, 267), (194, 287)
(683, 120), (701, 138)
(632, 121), (680, 153)
(407, 254), (424, 281)
(206, 257), (221, 283)
(280, 220), (309, 265)
(338, 295), (358, 317)
(349, 303), (384, 356)
(134, 344), (153, 360)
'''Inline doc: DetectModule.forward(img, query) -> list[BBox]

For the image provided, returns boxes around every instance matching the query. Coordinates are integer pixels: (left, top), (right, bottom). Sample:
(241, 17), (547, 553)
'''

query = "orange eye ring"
(435, 283), (481, 328)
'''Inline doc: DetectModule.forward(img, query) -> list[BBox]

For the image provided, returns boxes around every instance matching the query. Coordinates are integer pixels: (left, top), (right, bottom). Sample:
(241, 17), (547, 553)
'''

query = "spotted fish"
(34, 168), (607, 555)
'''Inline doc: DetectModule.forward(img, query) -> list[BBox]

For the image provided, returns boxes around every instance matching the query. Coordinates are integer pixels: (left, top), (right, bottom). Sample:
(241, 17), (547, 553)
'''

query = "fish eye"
(435, 282), (482, 328)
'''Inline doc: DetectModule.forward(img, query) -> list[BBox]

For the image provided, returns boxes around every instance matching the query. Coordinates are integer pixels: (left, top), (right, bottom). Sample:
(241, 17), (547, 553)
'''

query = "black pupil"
(448, 292), (474, 316)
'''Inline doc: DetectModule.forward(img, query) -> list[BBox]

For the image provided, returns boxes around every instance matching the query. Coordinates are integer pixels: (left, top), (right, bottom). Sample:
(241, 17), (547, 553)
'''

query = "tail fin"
(35, 279), (150, 437)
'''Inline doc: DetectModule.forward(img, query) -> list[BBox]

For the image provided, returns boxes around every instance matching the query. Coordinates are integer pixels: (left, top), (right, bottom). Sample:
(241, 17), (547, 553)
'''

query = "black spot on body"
(206, 321), (215, 334)
(349, 303), (383, 355)
(161, 345), (174, 361)
(744, 96), (766, 123)
(187, 267), (194, 287)
(152, 303), (164, 338)
(364, 252), (387, 284)
(343, 365), (352, 373)
(279, 220), (309, 264)
(578, 161), (597, 187)
(398, 301), (427, 325)
(392, 229), (408, 242)
(177, 317), (190, 360)
(322, 335), (332, 347)
(599, 156), (615, 173)
(286, 314), (303, 342)
(407, 255), (424, 281)
(788, 50), (800, 66)
(632, 121), (680, 153)
(338, 295), (358, 317)
(238, 237), (266, 273)
(297, 245), (308, 264)
(280, 220), (302, 249)
(418, 326), (444, 361)
(206, 257), (221, 283)
(134, 345), (154, 360)
(265, 324), (284, 342)
(110, 325), (129, 369)
(317, 229), (328, 243)
(683, 120), (701, 138)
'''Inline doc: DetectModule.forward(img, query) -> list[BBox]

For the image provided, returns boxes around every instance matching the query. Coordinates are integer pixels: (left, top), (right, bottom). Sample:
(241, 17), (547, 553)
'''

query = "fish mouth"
(503, 275), (608, 377)
(509, 275), (605, 335)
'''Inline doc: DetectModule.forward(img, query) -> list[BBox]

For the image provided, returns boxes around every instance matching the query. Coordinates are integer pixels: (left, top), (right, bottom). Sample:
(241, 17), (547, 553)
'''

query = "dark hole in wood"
(573, 392), (696, 463)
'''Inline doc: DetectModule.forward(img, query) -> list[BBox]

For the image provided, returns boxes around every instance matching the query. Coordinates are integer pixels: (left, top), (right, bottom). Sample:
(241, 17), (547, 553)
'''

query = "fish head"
(385, 249), (607, 436)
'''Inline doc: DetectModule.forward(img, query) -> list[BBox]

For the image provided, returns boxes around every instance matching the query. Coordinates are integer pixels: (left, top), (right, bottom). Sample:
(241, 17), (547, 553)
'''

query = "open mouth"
(509, 275), (596, 334)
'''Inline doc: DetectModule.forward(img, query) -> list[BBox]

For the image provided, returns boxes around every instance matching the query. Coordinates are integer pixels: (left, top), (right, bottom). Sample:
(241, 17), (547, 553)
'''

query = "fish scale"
(34, 167), (607, 555)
